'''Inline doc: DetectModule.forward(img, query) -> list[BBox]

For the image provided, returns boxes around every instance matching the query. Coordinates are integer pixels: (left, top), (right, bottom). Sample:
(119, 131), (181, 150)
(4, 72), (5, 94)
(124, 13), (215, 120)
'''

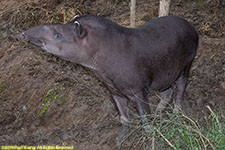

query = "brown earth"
(0, 0), (224, 150)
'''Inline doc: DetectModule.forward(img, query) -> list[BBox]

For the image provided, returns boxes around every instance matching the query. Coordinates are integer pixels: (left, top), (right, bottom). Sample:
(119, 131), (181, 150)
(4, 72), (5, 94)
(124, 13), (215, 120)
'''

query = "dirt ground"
(0, 0), (224, 149)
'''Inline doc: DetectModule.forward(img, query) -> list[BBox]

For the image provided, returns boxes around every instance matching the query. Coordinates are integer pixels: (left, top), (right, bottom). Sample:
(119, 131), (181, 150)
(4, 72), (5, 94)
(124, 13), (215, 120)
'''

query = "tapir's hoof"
(116, 124), (129, 146)
(116, 135), (125, 146)
(146, 139), (152, 150)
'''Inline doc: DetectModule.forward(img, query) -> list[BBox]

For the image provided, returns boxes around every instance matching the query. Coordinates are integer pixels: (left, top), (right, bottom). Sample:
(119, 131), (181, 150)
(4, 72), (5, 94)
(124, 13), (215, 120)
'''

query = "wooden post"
(159, 0), (171, 17)
(130, 0), (136, 27)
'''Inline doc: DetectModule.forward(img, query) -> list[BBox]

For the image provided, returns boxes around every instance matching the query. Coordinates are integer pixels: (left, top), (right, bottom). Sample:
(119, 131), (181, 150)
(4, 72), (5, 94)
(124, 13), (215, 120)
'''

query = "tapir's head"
(22, 15), (99, 64)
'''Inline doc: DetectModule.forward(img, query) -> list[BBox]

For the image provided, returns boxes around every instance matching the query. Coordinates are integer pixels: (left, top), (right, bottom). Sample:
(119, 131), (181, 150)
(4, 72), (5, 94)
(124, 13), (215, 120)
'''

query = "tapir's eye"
(54, 33), (62, 39)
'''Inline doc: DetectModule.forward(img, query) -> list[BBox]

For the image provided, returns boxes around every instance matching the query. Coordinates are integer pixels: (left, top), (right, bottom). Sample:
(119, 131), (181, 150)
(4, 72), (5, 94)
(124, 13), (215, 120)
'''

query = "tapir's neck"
(79, 48), (99, 71)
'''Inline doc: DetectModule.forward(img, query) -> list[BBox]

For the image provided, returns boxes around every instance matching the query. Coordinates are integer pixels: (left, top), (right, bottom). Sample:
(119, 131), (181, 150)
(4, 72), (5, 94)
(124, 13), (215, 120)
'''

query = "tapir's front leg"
(127, 88), (151, 117)
(112, 94), (130, 145)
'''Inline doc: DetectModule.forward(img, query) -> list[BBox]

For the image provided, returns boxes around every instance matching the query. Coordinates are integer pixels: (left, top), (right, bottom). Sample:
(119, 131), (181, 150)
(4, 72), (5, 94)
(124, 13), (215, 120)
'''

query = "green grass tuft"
(41, 84), (63, 117)
(119, 106), (225, 150)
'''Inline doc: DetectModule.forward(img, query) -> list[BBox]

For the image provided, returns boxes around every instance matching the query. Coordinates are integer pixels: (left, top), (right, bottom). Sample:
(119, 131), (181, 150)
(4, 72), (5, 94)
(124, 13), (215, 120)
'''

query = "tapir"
(22, 15), (199, 144)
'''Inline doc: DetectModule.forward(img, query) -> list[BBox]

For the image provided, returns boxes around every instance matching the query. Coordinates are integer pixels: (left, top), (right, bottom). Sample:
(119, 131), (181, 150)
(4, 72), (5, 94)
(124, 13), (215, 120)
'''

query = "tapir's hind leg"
(155, 87), (173, 115)
(112, 95), (130, 145)
(174, 61), (193, 112)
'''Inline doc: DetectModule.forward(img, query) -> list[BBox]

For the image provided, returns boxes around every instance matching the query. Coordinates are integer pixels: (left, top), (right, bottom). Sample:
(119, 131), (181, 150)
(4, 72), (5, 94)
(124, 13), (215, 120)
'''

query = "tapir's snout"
(22, 31), (45, 47)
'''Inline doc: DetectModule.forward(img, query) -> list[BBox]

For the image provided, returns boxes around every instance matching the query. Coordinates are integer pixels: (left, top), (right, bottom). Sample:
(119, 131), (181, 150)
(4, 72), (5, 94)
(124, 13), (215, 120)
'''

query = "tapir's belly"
(148, 62), (184, 91)
(150, 73), (180, 91)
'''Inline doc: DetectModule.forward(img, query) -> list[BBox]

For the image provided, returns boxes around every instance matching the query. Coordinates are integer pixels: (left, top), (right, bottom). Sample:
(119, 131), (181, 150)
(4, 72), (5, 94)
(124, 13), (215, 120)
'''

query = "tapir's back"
(135, 16), (198, 57)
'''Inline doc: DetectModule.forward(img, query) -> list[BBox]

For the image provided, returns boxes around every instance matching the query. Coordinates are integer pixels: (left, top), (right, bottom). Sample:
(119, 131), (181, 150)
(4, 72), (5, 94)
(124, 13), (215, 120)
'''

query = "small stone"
(220, 82), (225, 89)
(61, 133), (70, 140)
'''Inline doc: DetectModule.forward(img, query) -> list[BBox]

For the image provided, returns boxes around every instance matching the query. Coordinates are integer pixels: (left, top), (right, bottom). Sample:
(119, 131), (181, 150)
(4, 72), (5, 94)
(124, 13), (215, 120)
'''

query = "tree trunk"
(159, 0), (171, 17)
(130, 0), (136, 27)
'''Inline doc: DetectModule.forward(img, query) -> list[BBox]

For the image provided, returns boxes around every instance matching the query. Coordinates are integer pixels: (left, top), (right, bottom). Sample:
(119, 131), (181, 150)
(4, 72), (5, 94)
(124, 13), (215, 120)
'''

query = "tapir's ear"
(74, 21), (87, 39)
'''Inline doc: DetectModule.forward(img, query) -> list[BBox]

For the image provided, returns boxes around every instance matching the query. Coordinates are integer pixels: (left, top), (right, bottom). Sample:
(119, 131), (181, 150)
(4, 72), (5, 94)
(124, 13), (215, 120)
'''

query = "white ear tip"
(74, 21), (79, 25)
(74, 15), (80, 19)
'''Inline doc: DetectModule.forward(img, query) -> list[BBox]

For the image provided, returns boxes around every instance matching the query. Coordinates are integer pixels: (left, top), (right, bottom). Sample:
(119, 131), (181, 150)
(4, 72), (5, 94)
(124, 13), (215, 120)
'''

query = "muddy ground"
(0, 0), (224, 149)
